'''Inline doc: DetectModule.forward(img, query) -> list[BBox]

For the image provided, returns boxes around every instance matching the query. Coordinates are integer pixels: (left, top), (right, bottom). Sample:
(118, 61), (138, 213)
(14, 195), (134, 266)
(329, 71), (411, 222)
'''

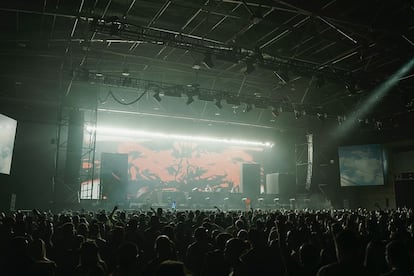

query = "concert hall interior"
(0, 0), (414, 211)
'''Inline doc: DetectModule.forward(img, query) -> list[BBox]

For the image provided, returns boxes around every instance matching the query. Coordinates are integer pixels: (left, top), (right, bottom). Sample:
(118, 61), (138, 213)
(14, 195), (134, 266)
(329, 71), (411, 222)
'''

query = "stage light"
(192, 60), (201, 70)
(89, 126), (274, 148)
(375, 121), (383, 130)
(121, 68), (130, 77)
(153, 92), (162, 102)
(337, 115), (344, 125)
(335, 57), (414, 137)
(316, 112), (327, 120)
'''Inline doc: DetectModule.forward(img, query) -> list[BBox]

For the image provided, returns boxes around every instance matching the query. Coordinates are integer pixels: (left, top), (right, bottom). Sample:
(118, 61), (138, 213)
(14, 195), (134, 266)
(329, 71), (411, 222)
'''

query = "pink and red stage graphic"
(82, 134), (268, 199)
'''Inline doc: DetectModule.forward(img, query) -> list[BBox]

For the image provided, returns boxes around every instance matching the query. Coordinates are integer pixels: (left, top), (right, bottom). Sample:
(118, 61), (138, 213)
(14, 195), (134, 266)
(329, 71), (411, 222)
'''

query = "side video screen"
(0, 114), (17, 175)
(338, 144), (386, 187)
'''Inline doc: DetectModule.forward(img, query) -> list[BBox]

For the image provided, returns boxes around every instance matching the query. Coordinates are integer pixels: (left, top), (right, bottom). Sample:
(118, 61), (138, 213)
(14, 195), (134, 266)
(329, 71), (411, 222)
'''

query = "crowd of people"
(0, 205), (413, 275)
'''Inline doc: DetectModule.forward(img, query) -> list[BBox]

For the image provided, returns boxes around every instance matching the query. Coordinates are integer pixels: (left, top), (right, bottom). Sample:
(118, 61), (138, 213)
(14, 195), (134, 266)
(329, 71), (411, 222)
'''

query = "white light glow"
(87, 125), (274, 148)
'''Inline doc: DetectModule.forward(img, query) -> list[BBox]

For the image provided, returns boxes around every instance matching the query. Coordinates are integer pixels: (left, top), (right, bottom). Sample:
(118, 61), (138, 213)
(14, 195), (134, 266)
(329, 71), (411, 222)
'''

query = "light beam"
(335, 57), (414, 136)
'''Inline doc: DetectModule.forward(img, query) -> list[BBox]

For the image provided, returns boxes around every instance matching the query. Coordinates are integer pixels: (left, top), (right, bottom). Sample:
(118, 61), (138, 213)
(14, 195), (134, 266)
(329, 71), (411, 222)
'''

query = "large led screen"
(0, 114), (17, 175)
(338, 144), (386, 187)
(81, 128), (271, 199)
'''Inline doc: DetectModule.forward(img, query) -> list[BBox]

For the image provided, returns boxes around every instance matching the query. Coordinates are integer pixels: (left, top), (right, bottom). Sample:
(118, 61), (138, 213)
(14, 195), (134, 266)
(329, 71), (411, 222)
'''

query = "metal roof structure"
(1, 0), (413, 132)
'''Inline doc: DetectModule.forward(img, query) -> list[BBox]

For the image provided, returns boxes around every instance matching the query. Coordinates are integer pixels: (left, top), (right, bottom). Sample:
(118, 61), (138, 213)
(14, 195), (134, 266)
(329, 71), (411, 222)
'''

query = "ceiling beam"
(129, 0), (171, 52)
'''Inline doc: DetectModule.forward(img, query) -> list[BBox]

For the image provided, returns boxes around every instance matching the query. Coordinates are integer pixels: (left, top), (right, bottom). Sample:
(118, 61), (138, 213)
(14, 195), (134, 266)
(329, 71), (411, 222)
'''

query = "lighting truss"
(73, 69), (329, 116)
(72, 68), (395, 129)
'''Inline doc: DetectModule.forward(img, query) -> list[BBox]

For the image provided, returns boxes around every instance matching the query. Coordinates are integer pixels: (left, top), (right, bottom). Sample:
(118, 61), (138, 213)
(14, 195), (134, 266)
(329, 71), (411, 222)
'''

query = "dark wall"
(0, 103), (58, 210)
(393, 149), (414, 173)
(311, 126), (414, 210)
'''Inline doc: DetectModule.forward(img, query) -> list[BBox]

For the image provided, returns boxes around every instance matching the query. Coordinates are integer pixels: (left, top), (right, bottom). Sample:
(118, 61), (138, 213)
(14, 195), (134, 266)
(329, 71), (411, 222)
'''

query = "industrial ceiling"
(1, 0), (413, 132)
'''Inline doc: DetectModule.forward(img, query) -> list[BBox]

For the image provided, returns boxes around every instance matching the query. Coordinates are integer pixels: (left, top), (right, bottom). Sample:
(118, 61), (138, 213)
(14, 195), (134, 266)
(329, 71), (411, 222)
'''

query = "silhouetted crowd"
(0, 206), (413, 275)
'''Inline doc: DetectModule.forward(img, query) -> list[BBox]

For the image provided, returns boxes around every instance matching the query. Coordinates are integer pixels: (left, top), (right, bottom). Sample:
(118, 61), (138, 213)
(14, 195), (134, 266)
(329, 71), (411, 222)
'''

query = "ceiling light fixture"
(316, 112), (327, 120)
(192, 61), (201, 70)
(121, 68), (130, 77)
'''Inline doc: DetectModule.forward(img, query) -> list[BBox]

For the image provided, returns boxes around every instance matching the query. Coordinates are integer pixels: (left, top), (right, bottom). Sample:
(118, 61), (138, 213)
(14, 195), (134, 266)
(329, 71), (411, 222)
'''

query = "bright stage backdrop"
(81, 128), (272, 199)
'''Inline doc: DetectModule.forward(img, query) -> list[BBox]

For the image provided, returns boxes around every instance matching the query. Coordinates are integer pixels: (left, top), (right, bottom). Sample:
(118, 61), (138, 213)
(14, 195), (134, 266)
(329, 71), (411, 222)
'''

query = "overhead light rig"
(72, 69), (395, 131)
(89, 18), (368, 85)
(72, 68), (336, 119)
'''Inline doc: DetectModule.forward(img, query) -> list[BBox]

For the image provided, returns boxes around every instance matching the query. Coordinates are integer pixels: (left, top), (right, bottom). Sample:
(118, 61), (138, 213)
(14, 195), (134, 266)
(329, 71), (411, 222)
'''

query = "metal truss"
(295, 134), (313, 192)
(72, 68), (330, 116)
(90, 18), (355, 82)
(53, 96), (98, 204)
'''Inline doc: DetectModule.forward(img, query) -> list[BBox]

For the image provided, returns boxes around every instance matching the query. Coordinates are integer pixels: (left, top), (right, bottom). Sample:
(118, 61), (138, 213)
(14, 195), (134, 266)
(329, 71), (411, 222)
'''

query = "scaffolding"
(79, 109), (98, 200)
(53, 94), (97, 205)
(295, 134), (313, 191)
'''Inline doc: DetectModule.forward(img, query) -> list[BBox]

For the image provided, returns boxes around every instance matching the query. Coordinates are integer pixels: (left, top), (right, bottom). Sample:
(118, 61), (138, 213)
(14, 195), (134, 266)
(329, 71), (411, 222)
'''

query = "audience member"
(0, 206), (413, 276)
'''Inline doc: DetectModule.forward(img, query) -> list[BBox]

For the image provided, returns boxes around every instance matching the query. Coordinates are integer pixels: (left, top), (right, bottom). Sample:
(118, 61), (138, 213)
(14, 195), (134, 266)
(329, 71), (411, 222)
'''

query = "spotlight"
(345, 82), (357, 96)
(375, 121), (383, 130)
(316, 112), (327, 120)
(186, 95), (194, 105)
(192, 61), (201, 70)
(215, 98), (222, 109)
(121, 68), (130, 77)
(153, 92), (161, 102)
(337, 115), (345, 125)
(202, 53), (214, 69)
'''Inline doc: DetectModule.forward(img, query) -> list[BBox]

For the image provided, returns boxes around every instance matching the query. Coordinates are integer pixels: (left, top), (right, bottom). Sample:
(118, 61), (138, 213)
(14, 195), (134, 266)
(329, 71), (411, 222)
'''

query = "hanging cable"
(108, 89), (147, 105)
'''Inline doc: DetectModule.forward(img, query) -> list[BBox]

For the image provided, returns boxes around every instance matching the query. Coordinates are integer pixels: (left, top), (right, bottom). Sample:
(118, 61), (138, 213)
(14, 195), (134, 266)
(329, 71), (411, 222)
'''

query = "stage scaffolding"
(53, 90), (98, 205)
(295, 134), (313, 192)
